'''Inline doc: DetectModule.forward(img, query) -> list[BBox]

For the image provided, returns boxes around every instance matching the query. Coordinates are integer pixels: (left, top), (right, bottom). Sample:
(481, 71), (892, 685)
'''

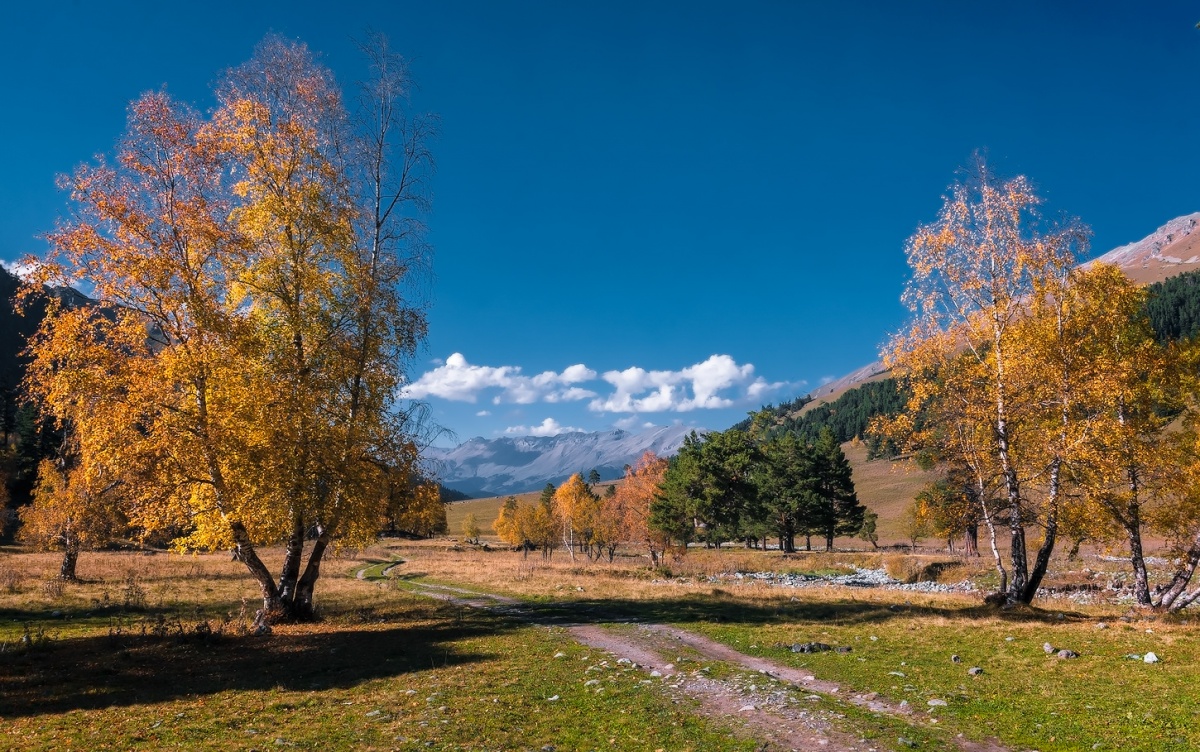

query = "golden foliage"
(21, 36), (433, 618)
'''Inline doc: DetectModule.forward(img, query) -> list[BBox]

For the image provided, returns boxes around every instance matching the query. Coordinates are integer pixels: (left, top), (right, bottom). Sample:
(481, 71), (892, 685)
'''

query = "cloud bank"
(403, 352), (793, 414)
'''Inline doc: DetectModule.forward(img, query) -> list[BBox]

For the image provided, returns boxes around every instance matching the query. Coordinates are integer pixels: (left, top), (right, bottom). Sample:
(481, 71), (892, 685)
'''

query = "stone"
(547, 695), (560, 702)
(968, 667), (983, 676)
(835, 646), (853, 654)
(1095, 622), (1109, 629)
(553, 652), (567, 658)
(950, 654), (961, 663)
(1057, 649), (1079, 659)
(1043, 642), (1055, 654)
(928, 699), (948, 707)
(738, 704), (756, 712)
(791, 642), (834, 653)
(1144, 652), (1160, 664)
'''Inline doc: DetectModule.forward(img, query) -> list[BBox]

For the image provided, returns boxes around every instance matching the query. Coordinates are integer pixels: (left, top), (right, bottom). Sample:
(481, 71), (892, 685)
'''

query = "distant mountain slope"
(427, 424), (698, 496)
(1083, 213), (1200, 285)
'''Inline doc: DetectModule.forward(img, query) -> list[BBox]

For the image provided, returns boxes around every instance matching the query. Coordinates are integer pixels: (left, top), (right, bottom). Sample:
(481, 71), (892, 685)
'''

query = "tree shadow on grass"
(0, 605), (510, 719)
(515, 592), (1094, 629)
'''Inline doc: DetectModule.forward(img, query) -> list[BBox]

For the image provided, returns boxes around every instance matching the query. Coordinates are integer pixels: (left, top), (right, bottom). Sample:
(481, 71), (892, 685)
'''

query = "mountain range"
(426, 424), (697, 497)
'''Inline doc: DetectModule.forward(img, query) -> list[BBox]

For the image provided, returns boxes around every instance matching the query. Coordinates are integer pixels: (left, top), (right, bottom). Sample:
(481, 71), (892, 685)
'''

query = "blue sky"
(3, 2), (1199, 446)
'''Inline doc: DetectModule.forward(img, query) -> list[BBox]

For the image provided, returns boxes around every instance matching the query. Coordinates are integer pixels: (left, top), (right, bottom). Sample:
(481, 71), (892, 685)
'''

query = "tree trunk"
(825, 531), (834, 551)
(1020, 459), (1062, 603)
(59, 539), (80, 581)
(963, 524), (979, 557)
(290, 527), (331, 621)
(277, 512), (305, 605)
(228, 519), (282, 621)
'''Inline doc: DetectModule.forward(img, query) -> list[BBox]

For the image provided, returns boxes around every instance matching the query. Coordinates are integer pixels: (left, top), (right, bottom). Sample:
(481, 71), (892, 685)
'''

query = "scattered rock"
(1144, 652), (1160, 664)
(950, 654), (961, 663)
(254, 623), (272, 636)
(365, 710), (382, 717)
(1057, 649), (1079, 659)
(928, 699), (948, 707)
(546, 695), (560, 702)
(553, 652), (567, 658)
(888, 671), (906, 677)
(835, 646), (853, 654)
(584, 679), (600, 687)
(968, 666), (983, 676)
(1125, 654), (1142, 661)
(1043, 642), (1055, 654)
(649, 670), (662, 678)
(738, 704), (757, 712)
(791, 642), (833, 653)
(1005, 636), (1014, 642)
(898, 737), (917, 748)
(1096, 622), (1109, 629)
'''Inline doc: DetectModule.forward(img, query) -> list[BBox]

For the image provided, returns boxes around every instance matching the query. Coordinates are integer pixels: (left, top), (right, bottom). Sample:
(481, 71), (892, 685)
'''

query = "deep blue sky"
(4, 2), (1199, 445)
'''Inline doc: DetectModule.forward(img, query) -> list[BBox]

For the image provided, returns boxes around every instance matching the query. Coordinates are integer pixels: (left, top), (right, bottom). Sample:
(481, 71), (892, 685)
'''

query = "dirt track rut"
(374, 570), (1009, 752)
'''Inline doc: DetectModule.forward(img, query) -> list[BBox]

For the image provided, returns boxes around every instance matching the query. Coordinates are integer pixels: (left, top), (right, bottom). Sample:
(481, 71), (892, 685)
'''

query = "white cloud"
(0, 258), (41, 281)
(504, 417), (584, 437)
(404, 352), (793, 415)
(401, 353), (596, 404)
(475, 410), (491, 417)
(588, 354), (785, 413)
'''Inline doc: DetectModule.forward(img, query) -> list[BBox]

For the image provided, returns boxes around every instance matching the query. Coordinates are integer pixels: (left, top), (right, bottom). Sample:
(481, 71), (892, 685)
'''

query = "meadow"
(2, 536), (1197, 751)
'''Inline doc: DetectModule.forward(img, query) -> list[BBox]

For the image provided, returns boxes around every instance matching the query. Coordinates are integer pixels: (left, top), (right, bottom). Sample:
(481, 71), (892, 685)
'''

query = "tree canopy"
(19, 35), (434, 622)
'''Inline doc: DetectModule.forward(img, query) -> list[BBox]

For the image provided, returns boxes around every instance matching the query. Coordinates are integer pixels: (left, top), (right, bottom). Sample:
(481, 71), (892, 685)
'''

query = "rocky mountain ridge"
(426, 424), (697, 497)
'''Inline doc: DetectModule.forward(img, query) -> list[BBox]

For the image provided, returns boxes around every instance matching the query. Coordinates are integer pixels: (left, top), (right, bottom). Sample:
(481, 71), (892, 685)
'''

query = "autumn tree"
(884, 159), (1087, 605)
(608, 451), (669, 564)
(461, 513), (481, 545)
(552, 473), (600, 561)
(22, 36), (434, 622)
(20, 442), (126, 580)
(389, 481), (446, 538)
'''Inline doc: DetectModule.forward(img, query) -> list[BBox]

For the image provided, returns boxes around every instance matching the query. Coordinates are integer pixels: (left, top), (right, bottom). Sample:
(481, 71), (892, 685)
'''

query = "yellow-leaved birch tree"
(884, 158), (1088, 605)
(21, 35), (434, 623)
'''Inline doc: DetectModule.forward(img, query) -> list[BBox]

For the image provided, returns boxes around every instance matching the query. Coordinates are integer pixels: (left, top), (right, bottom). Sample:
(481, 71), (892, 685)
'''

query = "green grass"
(687, 603), (1200, 751)
(0, 549), (755, 751)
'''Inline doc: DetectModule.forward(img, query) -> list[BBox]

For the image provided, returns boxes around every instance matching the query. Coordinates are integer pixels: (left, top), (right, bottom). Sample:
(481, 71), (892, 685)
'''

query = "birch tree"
(884, 159), (1087, 605)
(21, 36), (433, 622)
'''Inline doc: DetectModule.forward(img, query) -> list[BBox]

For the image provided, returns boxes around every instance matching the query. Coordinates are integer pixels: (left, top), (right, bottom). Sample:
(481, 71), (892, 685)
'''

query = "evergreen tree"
(810, 427), (865, 551)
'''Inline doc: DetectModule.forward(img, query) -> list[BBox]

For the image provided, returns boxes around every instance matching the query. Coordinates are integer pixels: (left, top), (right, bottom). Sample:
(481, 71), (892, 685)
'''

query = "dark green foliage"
(737, 379), (908, 459)
(650, 426), (865, 552)
(1144, 268), (1200, 343)
(437, 485), (474, 503)
(807, 427), (865, 551)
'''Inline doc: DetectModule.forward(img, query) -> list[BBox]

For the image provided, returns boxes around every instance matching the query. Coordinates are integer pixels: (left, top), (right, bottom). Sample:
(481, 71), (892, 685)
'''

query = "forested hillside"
(739, 378), (907, 458)
(1144, 268), (1200, 343)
